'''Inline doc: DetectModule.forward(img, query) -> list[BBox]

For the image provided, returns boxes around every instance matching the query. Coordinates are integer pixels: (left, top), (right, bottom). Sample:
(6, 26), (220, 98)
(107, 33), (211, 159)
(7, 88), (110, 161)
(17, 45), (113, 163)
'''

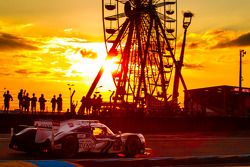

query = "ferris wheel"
(102, 0), (178, 109)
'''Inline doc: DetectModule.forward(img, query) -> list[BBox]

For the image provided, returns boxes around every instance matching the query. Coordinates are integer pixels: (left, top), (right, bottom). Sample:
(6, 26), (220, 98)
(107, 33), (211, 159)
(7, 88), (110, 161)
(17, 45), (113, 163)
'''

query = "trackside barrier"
(2, 155), (250, 167)
(0, 160), (77, 167)
(72, 154), (250, 167)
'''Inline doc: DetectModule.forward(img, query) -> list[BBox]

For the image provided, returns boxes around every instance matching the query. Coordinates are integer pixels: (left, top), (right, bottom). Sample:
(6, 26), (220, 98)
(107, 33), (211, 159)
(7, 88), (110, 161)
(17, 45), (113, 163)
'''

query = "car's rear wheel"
(125, 136), (142, 157)
(61, 135), (78, 158)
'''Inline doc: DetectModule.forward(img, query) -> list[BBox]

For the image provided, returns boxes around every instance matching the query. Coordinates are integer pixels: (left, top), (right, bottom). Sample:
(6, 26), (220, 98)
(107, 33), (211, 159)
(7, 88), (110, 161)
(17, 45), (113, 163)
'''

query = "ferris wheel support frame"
(153, 10), (187, 91)
(113, 20), (135, 103)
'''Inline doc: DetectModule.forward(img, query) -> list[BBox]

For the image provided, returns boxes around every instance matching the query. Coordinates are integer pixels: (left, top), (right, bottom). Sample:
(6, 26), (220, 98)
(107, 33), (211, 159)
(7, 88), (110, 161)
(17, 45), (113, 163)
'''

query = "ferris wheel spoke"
(154, 10), (187, 91)
(144, 19), (154, 93)
(107, 18), (130, 56)
(155, 22), (167, 98)
(135, 44), (143, 99)
(118, 21), (135, 94)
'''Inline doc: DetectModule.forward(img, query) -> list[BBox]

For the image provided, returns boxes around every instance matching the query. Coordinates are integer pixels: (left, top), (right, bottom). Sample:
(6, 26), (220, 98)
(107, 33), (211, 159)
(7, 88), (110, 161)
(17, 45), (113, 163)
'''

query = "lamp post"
(239, 49), (246, 113)
(239, 49), (246, 91)
(108, 90), (115, 110)
(67, 84), (74, 113)
(172, 11), (193, 104)
(95, 85), (103, 94)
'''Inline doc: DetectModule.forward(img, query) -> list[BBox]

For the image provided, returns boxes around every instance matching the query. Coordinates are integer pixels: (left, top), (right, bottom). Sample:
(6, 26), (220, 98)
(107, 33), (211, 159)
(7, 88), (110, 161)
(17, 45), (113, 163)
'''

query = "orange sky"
(0, 0), (250, 111)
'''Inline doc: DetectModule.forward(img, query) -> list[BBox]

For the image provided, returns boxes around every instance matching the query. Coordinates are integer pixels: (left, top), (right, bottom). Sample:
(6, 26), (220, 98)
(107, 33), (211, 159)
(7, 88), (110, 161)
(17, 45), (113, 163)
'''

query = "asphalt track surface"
(2, 132), (250, 166)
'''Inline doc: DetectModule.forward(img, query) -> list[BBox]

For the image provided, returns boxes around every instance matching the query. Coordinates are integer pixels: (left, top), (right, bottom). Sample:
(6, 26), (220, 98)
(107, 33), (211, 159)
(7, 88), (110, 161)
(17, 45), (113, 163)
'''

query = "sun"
(103, 57), (119, 74)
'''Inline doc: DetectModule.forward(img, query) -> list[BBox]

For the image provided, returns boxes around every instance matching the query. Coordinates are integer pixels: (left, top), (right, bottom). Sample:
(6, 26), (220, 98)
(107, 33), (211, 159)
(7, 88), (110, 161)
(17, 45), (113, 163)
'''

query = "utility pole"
(67, 84), (74, 113)
(239, 49), (246, 113)
(239, 49), (246, 91)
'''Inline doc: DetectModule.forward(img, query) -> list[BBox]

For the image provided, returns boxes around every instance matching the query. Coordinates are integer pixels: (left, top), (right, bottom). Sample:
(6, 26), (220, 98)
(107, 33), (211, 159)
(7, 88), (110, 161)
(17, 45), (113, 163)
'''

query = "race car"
(9, 119), (146, 158)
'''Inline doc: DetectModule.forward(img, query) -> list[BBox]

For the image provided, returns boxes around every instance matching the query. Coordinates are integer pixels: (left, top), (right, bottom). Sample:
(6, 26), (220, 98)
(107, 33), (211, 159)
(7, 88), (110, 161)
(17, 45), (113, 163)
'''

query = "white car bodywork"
(32, 119), (145, 155)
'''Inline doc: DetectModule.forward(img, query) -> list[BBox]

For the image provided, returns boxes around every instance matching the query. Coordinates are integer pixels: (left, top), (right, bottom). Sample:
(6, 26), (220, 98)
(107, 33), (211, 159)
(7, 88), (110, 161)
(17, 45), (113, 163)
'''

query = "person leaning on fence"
(3, 90), (13, 113)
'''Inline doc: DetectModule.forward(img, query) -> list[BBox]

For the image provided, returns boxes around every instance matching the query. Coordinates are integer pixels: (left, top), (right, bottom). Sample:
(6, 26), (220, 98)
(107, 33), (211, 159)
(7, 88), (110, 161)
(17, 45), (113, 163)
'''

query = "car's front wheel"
(125, 136), (142, 157)
(61, 135), (78, 158)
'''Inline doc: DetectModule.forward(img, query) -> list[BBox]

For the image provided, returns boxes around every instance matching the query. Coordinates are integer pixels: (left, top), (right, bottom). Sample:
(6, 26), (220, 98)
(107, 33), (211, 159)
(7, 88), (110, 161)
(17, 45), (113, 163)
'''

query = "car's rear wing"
(34, 120), (58, 128)
(34, 119), (100, 132)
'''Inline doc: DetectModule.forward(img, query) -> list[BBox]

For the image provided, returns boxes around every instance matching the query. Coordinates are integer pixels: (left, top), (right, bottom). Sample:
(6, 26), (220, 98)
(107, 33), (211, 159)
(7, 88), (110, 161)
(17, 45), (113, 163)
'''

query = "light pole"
(239, 49), (246, 112)
(239, 49), (246, 91)
(108, 89), (115, 109)
(67, 84), (74, 113)
(95, 85), (103, 94)
(172, 11), (193, 104)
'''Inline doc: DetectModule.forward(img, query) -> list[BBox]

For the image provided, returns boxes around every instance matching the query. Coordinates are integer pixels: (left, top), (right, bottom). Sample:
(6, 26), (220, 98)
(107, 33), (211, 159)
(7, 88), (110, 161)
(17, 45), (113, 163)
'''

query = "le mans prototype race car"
(9, 119), (146, 158)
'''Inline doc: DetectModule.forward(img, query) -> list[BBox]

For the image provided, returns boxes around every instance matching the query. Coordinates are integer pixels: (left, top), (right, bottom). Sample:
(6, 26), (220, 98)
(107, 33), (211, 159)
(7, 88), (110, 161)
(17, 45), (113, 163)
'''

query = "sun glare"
(64, 42), (118, 91)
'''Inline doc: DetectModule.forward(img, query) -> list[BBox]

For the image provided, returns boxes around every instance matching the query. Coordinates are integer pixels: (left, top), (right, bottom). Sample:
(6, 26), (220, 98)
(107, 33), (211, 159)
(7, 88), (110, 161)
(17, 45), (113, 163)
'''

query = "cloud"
(80, 49), (98, 59)
(212, 32), (250, 48)
(15, 69), (51, 76)
(15, 69), (34, 75)
(13, 54), (30, 58)
(182, 30), (250, 50)
(0, 72), (11, 76)
(0, 32), (39, 51)
(38, 71), (51, 75)
(188, 42), (200, 49)
(184, 63), (204, 70)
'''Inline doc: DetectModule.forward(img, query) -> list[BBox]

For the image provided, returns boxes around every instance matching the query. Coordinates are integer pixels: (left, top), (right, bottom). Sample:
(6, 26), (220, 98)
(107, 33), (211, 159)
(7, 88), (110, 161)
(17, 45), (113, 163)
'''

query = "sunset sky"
(0, 0), (250, 111)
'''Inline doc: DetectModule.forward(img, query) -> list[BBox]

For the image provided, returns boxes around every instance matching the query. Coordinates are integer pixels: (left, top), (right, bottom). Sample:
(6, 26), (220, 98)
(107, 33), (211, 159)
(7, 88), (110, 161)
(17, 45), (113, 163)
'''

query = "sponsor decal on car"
(78, 138), (95, 152)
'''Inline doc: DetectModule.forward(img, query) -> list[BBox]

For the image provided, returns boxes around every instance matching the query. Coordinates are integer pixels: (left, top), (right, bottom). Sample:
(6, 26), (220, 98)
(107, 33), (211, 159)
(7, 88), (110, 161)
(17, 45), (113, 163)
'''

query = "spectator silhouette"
(85, 97), (91, 115)
(24, 93), (31, 113)
(79, 96), (86, 115)
(18, 89), (24, 111)
(92, 94), (97, 116)
(39, 94), (47, 112)
(31, 93), (37, 114)
(96, 94), (103, 115)
(57, 94), (63, 113)
(51, 95), (57, 113)
(71, 101), (78, 115)
(3, 90), (13, 113)
(22, 90), (27, 112)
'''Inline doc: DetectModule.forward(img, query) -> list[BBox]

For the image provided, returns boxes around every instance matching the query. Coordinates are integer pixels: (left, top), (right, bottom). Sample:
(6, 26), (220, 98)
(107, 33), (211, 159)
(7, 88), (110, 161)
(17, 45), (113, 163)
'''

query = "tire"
(61, 135), (78, 158)
(125, 136), (142, 157)
(42, 139), (52, 153)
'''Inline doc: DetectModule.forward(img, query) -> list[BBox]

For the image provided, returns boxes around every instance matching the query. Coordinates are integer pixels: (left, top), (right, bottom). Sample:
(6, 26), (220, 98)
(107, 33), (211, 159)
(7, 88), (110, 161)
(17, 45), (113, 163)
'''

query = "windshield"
(92, 124), (114, 137)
